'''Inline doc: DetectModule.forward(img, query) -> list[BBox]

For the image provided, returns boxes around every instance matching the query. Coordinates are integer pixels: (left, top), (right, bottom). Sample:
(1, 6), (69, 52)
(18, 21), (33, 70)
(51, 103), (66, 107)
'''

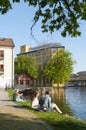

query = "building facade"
(17, 43), (65, 87)
(68, 71), (86, 87)
(0, 38), (15, 89)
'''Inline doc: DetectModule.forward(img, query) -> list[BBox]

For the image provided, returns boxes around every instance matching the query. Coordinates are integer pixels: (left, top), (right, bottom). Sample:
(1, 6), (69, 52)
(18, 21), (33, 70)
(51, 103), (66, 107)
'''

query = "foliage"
(14, 55), (38, 78)
(44, 49), (75, 84)
(7, 89), (14, 99)
(0, 0), (86, 37)
(0, 0), (11, 14)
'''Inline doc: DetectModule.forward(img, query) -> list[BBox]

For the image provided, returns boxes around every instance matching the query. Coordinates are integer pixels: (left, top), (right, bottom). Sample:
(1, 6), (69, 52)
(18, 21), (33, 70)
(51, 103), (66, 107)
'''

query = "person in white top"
(31, 90), (40, 110)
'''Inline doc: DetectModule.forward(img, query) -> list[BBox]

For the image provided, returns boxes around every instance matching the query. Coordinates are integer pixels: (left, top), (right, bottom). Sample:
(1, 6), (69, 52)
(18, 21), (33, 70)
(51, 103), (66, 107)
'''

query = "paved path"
(0, 89), (53, 130)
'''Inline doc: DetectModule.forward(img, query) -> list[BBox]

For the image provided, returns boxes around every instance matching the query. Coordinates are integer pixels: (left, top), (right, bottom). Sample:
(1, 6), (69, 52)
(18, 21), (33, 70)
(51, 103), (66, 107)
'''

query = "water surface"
(53, 87), (86, 120)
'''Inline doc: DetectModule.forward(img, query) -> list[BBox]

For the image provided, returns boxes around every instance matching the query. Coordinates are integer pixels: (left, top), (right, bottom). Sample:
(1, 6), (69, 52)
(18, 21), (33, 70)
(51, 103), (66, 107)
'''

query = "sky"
(0, 1), (86, 74)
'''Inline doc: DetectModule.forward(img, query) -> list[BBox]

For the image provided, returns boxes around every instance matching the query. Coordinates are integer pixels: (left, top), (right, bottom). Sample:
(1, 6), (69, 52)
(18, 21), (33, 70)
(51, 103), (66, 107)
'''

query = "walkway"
(0, 89), (53, 130)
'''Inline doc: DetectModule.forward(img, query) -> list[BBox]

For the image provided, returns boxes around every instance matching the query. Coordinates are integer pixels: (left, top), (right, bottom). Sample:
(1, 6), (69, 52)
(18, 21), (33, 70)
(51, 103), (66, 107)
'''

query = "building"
(19, 43), (64, 69)
(0, 38), (15, 89)
(68, 71), (86, 87)
(17, 43), (65, 87)
(14, 74), (34, 90)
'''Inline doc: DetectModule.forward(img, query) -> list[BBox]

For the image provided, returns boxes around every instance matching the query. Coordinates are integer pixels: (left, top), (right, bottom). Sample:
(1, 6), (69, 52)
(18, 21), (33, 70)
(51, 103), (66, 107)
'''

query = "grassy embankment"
(7, 89), (86, 130)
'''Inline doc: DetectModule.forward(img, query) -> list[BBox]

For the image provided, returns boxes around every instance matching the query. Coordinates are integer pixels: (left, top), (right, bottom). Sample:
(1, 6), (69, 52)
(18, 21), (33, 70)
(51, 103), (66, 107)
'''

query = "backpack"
(39, 95), (51, 112)
(39, 96), (47, 108)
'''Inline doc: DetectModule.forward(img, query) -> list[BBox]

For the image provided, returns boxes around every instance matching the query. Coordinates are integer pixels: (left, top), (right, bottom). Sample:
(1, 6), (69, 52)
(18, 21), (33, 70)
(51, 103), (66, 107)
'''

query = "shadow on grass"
(38, 113), (86, 130)
(0, 113), (47, 130)
(50, 119), (86, 130)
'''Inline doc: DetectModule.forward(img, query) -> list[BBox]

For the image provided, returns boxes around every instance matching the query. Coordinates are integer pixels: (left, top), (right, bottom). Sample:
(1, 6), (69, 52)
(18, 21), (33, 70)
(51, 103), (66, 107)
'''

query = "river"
(53, 87), (86, 121)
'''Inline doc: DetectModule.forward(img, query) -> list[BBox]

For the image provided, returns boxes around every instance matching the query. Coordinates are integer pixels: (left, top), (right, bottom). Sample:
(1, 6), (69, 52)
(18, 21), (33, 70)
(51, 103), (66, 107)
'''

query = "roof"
(18, 43), (64, 55)
(15, 74), (34, 79)
(31, 43), (64, 51)
(0, 38), (15, 47)
(77, 71), (86, 75)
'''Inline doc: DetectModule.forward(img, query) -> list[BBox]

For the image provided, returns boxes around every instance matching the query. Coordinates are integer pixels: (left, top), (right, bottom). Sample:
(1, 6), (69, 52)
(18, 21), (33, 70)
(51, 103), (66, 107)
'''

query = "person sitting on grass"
(13, 89), (26, 102)
(31, 90), (40, 110)
(39, 90), (62, 113)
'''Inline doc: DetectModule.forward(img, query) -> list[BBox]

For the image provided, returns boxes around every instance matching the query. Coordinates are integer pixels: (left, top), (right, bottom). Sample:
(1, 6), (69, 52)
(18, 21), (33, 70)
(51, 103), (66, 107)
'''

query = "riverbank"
(7, 89), (86, 130)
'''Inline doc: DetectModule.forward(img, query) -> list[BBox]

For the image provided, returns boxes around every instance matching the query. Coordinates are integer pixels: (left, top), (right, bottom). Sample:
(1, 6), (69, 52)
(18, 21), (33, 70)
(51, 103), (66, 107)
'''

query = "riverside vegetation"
(7, 89), (86, 130)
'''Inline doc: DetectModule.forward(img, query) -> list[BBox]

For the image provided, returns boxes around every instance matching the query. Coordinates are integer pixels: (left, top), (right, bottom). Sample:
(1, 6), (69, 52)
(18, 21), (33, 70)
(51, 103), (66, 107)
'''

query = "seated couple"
(31, 90), (62, 114)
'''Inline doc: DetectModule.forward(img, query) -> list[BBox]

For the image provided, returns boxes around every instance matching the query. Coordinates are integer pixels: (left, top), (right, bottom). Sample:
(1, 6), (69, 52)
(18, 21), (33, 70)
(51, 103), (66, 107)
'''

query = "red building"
(15, 74), (34, 89)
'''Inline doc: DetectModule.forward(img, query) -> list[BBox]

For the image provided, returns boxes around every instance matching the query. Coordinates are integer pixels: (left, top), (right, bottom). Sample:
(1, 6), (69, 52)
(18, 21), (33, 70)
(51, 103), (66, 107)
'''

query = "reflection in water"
(53, 87), (86, 120)
(52, 88), (73, 115)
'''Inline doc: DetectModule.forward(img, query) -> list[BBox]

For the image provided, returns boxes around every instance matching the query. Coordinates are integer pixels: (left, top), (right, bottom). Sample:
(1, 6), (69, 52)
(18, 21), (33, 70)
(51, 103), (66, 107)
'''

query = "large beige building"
(18, 43), (64, 87)
(0, 38), (15, 89)
(19, 43), (64, 69)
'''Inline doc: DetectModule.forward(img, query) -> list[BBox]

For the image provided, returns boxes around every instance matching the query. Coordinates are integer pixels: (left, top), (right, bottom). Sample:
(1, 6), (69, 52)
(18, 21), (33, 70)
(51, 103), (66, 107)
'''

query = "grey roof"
(77, 71), (86, 75)
(18, 43), (64, 55)
(31, 43), (62, 50)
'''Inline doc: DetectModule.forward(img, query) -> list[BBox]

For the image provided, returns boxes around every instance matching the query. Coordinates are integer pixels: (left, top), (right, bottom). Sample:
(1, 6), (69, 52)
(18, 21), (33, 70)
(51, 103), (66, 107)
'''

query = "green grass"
(7, 89), (86, 130)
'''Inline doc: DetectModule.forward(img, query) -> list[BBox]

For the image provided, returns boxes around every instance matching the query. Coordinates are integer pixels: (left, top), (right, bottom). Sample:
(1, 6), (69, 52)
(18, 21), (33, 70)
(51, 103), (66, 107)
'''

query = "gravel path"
(0, 89), (53, 130)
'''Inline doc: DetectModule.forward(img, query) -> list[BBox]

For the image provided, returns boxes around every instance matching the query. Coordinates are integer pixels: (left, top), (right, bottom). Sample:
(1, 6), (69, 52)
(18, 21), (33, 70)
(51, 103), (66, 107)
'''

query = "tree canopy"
(14, 55), (38, 78)
(44, 49), (75, 84)
(0, 0), (86, 37)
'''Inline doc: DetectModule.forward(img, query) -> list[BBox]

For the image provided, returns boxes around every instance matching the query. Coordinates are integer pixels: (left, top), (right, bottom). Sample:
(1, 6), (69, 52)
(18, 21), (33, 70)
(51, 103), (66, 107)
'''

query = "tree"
(44, 49), (75, 85)
(0, 0), (86, 37)
(14, 55), (38, 78)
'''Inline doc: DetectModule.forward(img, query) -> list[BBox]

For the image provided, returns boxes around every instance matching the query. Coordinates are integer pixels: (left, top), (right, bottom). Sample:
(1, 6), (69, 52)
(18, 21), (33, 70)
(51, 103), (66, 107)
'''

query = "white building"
(0, 38), (15, 89)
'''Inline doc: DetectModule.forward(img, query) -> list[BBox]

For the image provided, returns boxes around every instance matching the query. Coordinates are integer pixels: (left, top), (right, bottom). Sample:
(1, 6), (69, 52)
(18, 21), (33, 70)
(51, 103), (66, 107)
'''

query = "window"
(32, 52), (36, 56)
(0, 64), (4, 72)
(0, 50), (4, 58)
(20, 80), (23, 85)
(26, 80), (29, 85)
(36, 58), (41, 62)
